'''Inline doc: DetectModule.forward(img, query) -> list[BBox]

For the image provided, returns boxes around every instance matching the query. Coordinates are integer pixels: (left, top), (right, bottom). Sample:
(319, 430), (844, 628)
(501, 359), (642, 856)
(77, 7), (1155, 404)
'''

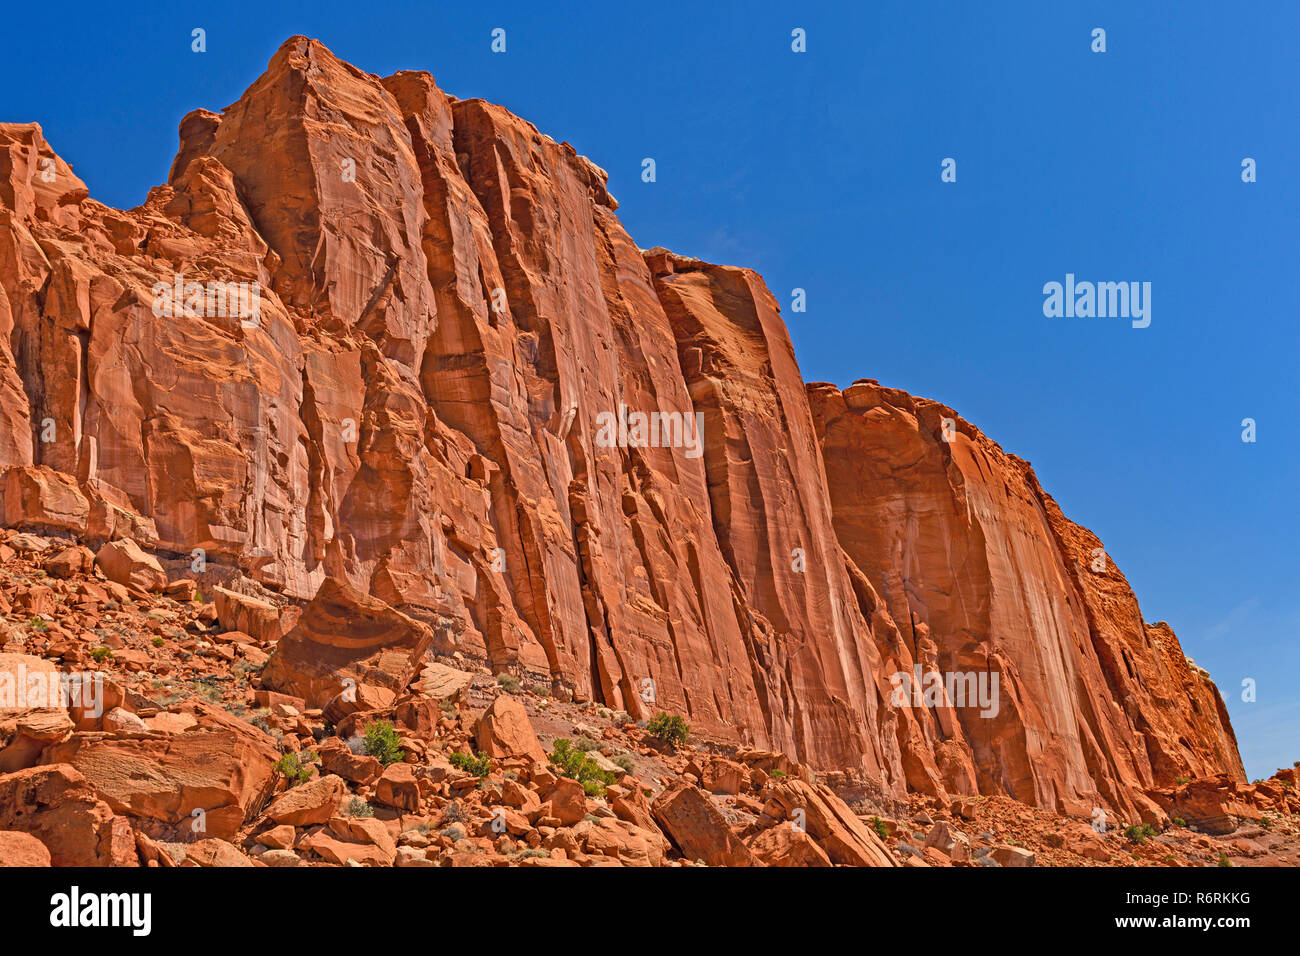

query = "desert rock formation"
(0, 36), (1249, 834)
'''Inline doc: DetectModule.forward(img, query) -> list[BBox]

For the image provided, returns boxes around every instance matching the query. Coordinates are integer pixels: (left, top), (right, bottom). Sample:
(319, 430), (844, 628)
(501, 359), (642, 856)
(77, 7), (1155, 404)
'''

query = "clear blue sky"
(2, 1), (1294, 780)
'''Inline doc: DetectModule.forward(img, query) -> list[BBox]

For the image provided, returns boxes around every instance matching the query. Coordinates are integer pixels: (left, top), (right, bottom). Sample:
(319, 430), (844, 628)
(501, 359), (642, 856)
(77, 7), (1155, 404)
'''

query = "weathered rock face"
(807, 380), (1245, 818)
(0, 36), (1246, 819)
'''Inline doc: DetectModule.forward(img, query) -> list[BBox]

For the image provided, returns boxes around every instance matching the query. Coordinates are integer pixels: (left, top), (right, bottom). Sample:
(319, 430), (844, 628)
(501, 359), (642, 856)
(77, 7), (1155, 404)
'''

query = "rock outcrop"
(807, 380), (1246, 818)
(0, 34), (1248, 835)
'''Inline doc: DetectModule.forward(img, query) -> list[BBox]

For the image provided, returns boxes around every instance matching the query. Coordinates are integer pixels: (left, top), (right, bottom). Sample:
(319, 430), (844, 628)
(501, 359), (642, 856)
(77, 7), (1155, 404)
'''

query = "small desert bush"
(274, 751), (316, 787)
(646, 712), (689, 748)
(548, 738), (615, 796)
(448, 750), (492, 777)
(362, 720), (405, 766)
(1124, 823), (1158, 845)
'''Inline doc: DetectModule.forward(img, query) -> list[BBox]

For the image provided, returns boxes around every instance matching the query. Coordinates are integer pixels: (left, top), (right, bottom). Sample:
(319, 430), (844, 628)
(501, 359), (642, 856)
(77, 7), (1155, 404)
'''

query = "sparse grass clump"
(344, 797), (374, 818)
(26, 616), (46, 632)
(511, 848), (549, 861)
(89, 646), (113, 662)
(613, 754), (635, 773)
(495, 674), (520, 693)
(646, 712), (690, 748)
(1217, 852), (1233, 867)
(362, 720), (404, 766)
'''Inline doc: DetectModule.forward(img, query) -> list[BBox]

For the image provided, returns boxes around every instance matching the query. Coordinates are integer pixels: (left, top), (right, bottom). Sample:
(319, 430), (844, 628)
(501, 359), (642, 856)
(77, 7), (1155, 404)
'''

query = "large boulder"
(0, 829), (52, 866)
(0, 764), (136, 866)
(747, 825), (833, 867)
(94, 538), (166, 592)
(264, 773), (347, 826)
(474, 695), (546, 764)
(212, 586), (288, 644)
(575, 816), (669, 867)
(651, 781), (755, 866)
(262, 577), (435, 707)
(0, 466), (89, 534)
(39, 706), (279, 840)
(0, 653), (74, 772)
(1149, 775), (1264, 835)
(763, 778), (897, 867)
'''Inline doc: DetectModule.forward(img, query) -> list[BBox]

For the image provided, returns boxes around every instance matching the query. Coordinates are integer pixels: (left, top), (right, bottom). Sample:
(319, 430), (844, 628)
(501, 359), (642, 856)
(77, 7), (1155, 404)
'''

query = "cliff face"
(807, 380), (1245, 817)
(0, 36), (1244, 817)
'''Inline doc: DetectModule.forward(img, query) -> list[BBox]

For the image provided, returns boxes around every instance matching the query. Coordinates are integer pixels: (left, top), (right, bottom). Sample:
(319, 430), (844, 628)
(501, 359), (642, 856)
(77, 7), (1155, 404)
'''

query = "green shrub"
(548, 738), (615, 796)
(572, 735), (600, 752)
(1175, 776), (1189, 785)
(870, 816), (889, 841)
(495, 674), (520, 693)
(151, 636), (165, 648)
(613, 754), (635, 772)
(26, 616), (47, 632)
(362, 720), (405, 766)
(1172, 817), (1187, 828)
(448, 750), (492, 777)
(646, 712), (690, 748)
(1217, 853), (1232, 867)
(770, 769), (787, 779)
(89, 646), (113, 662)
(274, 751), (316, 787)
(1124, 823), (1158, 845)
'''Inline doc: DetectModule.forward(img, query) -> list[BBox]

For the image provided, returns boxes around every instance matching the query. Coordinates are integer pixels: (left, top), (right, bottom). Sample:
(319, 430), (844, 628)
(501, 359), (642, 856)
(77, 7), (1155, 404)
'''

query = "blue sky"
(1, 1), (1294, 779)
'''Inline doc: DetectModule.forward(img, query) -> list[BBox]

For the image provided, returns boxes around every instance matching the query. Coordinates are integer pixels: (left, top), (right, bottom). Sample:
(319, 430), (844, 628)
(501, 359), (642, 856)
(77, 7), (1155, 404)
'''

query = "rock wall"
(807, 380), (1245, 817)
(0, 36), (1245, 817)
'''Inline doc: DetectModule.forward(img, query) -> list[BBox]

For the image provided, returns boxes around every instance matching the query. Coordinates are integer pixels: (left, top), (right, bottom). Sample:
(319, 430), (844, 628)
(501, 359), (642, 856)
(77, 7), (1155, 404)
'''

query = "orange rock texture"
(0, 36), (1245, 818)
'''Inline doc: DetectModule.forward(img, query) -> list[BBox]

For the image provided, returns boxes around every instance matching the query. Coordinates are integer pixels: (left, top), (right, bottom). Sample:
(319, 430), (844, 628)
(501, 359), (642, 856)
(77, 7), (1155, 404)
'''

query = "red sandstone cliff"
(0, 36), (1245, 820)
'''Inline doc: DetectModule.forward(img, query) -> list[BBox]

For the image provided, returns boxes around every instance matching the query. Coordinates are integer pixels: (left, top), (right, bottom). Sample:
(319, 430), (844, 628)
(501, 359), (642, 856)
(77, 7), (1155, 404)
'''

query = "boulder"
(474, 695), (546, 764)
(763, 778), (897, 867)
(262, 577), (435, 707)
(0, 466), (89, 533)
(747, 825), (833, 867)
(0, 764), (136, 866)
(375, 762), (419, 811)
(651, 781), (755, 866)
(265, 773), (347, 826)
(213, 586), (286, 644)
(0, 829), (52, 865)
(40, 710), (279, 840)
(94, 538), (166, 592)
(184, 838), (253, 867)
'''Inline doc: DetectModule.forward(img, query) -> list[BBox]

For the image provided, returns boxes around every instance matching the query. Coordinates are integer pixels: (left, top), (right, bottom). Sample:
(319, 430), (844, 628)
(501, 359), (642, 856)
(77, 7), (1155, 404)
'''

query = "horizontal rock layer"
(0, 36), (1244, 817)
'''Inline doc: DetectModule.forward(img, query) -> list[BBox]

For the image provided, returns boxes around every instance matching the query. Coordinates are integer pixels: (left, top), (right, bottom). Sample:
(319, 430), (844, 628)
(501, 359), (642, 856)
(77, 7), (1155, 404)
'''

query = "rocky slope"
(0, 37), (1273, 864)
